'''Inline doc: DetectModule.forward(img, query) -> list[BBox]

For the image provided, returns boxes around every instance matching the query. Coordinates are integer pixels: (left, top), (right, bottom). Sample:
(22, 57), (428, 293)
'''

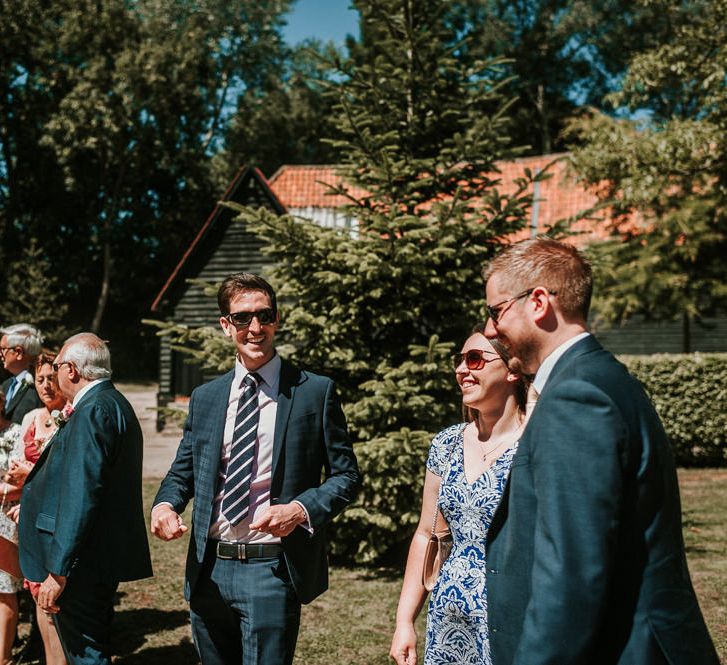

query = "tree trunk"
(90, 224), (112, 333)
(537, 83), (551, 154)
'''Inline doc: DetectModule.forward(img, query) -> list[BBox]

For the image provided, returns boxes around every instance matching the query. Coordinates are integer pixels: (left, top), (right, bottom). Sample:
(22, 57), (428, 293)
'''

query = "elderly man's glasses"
(0, 346), (18, 357)
(52, 361), (72, 372)
(226, 308), (276, 328)
(452, 350), (503, 371)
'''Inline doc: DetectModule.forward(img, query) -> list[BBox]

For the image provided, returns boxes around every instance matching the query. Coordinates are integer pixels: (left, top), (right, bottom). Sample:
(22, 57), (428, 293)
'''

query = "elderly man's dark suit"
(19, 381), (153, 664)
(486, 335), (718, 665)
(2, 374), (41, 423)
(154, 358), (360, 659)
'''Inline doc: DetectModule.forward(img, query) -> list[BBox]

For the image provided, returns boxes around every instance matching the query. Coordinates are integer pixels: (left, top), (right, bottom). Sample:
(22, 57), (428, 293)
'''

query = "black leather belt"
(214, 541), (283, 561)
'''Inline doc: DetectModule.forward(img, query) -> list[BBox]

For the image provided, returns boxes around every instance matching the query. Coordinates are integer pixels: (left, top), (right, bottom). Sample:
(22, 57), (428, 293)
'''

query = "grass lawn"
(16, 470), (726, 664)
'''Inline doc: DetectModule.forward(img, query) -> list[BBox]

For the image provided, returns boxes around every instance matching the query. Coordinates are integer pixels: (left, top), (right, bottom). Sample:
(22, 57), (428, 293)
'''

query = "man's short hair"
(61, 333), (112, 381)
(217, 273), (277, 316)
(0, 323), (43, 356)
(482, 237), (593, 321)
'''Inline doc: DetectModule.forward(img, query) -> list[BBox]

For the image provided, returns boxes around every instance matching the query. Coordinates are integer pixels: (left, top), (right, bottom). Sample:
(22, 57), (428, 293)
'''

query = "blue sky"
(283, 0), (359, 45)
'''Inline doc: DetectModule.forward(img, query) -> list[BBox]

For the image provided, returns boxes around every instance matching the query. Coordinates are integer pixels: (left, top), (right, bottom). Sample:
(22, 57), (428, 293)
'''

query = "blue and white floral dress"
(424, 422), (518, 665)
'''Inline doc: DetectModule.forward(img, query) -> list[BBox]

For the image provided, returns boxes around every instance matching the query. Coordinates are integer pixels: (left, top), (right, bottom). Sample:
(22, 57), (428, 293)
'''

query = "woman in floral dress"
(391, 326), (529, 665)
(0, 386), (25, 665)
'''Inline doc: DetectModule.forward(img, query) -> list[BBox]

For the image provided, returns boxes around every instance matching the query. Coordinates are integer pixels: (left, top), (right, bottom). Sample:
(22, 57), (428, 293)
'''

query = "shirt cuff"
(292, 500), (314, 534)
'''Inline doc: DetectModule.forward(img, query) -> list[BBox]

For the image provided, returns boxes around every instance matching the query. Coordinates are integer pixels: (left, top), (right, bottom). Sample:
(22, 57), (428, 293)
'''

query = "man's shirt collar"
(73, 378), (111, 408)
(234, 353), (281, 393)
(533, 332), (591, 395)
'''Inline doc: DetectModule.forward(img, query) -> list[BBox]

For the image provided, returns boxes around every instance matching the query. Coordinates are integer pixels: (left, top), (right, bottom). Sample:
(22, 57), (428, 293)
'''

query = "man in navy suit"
(152, 272), (361, 665)
(18, 333), (152, 665)
(0, 323), (43, 423)
(482, 237), (718, 665)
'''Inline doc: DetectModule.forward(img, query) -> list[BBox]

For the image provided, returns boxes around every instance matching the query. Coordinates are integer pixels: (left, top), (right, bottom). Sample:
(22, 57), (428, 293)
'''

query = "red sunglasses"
(452, 350), (503, 371)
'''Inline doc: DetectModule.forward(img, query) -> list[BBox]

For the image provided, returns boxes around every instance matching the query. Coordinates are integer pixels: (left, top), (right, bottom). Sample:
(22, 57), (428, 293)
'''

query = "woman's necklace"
(477, 421), (525, 465)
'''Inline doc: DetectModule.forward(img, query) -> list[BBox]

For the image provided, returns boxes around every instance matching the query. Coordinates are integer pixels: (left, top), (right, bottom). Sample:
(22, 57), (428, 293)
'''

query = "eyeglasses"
(486, 290), (534, 324)
(452, 350), (503, 371)
(225, 308), (276, 328)
(52, 361), (73, 372)
(0, 346), (18, 357)
(486, 288), (559, 324)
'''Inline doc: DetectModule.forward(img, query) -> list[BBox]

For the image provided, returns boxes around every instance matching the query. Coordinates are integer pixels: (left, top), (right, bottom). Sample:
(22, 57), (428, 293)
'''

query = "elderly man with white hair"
(18, 332), (152, 665)
(0, 323), (43, 423)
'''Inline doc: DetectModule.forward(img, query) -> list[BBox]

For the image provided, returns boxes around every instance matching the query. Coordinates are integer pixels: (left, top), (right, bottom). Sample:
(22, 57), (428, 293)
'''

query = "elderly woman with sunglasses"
(390, 324), (530, 665)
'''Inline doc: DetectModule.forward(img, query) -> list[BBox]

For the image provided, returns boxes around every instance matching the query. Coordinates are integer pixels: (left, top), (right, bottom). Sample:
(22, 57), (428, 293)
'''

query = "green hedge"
(620, 353), (727, 467)
(330, 353), (727, 565)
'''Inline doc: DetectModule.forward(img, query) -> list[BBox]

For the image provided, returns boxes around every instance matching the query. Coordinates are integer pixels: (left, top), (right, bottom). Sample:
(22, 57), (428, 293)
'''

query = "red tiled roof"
(268, 164), (368, 208)
(268, 155), (611, 240)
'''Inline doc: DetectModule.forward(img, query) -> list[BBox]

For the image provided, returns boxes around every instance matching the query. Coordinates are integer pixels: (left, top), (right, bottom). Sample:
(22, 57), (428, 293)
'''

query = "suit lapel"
(25, 422), (67, 484)
(205, 371), (235, 486)
(272, 360), (300, 479)
(5, 379), (30, 416)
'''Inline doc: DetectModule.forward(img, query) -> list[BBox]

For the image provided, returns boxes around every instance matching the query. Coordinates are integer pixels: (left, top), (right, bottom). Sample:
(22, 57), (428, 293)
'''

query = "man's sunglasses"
(452, 350), (503, 371)
(226, 308), (276, 328)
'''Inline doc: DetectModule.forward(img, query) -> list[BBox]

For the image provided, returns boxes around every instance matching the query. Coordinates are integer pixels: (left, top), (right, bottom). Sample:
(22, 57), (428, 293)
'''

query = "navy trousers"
(190, 544), (301, 665)
(55, 565), (119, 665)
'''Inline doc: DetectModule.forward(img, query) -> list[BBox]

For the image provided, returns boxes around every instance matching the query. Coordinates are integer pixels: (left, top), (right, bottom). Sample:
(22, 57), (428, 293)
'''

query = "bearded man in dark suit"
(19, 333), (152, 665)
(151, 272), (361, 665)
(0, 323), (43, 423)
(481, 237), (718, 665)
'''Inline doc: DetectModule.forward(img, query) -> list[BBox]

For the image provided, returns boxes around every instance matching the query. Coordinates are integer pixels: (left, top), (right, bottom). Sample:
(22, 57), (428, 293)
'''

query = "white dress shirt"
(72, 378), (111, 407)
(208, 355), (282, 544)
(532, 332), (591, 395)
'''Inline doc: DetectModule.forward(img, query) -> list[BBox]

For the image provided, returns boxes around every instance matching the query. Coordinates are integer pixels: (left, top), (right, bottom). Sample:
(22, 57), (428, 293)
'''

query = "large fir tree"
(231, 0), (547, 561)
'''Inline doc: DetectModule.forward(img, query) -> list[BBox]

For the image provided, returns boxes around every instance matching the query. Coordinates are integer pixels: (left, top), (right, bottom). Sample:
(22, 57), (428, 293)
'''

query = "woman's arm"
(390, 469), (443, 665)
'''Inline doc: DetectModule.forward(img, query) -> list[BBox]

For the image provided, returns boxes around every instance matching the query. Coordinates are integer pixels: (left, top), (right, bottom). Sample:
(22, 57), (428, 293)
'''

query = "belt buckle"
(216, 541), (246, 560)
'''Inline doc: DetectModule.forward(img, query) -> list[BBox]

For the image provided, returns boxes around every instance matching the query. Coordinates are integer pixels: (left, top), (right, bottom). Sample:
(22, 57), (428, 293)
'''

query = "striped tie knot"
(221, 371), (263, 526)
(243, 372), (261, 391)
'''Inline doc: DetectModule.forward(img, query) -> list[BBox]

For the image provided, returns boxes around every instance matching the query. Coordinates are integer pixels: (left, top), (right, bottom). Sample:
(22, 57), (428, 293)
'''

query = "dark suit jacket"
(19, 381), (153, 584)
(154, 359), (361, 604)
(486, 335), (718, 665)
(2, 375), (42, 424)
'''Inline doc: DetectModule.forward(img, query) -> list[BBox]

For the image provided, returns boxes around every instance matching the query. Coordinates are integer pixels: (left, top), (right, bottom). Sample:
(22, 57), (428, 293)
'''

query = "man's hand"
(5, 459), (33, 486)
(151, 503), (188, 541)
(37, 573), (66, 614)
(250, 502), (307, 537)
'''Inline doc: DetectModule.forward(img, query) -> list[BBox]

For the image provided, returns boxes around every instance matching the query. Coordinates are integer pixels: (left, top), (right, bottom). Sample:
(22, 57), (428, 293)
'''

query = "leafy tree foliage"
(227, 0), (548, 561)
(0, 0), (290, 353)
(567, 0), (727, 351)
(219, 40), (342, 179)
(0, 238), (71, 348)
(448, 0), (689, 154)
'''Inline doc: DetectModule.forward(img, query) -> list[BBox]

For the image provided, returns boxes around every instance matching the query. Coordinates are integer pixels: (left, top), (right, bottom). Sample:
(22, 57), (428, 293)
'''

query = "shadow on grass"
(112, 607), (192, 658)
(341, 565), (402, 582)
(113, 640), (198, 665)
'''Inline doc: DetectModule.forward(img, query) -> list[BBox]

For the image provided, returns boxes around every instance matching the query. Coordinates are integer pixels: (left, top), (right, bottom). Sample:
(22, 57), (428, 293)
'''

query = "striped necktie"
(221, 372), (261, 526)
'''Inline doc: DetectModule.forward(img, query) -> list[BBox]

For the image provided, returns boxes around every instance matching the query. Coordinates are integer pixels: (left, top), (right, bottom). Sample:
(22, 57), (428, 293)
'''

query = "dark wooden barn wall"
(156, 172), (278, 406)
(594, 315), (727, 355)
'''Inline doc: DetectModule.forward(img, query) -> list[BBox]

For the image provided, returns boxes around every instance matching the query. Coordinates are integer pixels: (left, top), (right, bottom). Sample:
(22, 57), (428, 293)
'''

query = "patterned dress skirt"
(424, 423), (518, 665)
